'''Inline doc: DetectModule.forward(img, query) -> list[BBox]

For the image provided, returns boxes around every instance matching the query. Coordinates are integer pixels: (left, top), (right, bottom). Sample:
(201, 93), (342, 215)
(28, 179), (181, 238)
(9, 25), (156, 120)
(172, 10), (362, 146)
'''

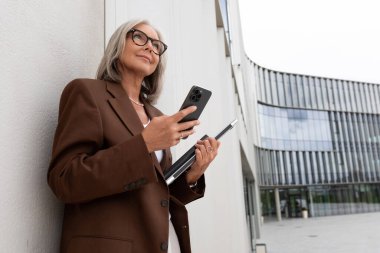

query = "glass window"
(326, 152), (334, 182)
(283, 73), (291, 107)
(359, 115), (371, 181)
(353, 84), (362, 112)
(272, 151), (279, 184)
(334, 115), (344, 181)
(363, 83), (372, 114)
(359, 83), (368, 113)
(296, 75), (305, 108)
(298, 152), (306, 184)
(303, 76), (311, 108)
(315, 77), (323, 109)
(290, 74), (299, 107)
(369, 115), (380, 181)
(343, 115), (354, 181)
(258, 104), (333, 151)
(270, 71), (279, 105)
(342, 81), (351, 111)
(348, 82), (357, 112)
(254, 65), (262, 101)
(311, 152), (319, 183)
(258, 67), (266, 102)
(337, 80), (346, 111)
(375, 85), (380, 113)
(309, 77), (317, 108)
(368, 84), (376, 114)
(320, 78), (329, 110)
(276, 73), (286, 106)
(264, 69), (272, 104)
(284, 151), (292, 184)
(326, 79), (335, 110)
(332, 80), (341, 111)
(278, 151), (286, 184)
(304, 152), (312, 184)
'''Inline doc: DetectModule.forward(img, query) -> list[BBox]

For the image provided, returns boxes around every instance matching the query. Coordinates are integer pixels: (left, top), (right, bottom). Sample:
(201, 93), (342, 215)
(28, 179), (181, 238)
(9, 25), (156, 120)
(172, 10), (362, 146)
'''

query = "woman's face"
(119, 23), (161, 78)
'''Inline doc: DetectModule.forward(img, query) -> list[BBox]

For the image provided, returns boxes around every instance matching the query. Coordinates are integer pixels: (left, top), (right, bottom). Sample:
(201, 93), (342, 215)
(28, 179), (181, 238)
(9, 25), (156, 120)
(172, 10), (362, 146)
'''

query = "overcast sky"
(238, 0), (380, 84)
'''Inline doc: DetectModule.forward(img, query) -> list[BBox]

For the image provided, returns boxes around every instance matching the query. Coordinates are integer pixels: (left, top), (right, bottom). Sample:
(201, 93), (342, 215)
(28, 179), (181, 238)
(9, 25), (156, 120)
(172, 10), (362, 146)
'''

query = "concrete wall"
(0, 1), (104, 252)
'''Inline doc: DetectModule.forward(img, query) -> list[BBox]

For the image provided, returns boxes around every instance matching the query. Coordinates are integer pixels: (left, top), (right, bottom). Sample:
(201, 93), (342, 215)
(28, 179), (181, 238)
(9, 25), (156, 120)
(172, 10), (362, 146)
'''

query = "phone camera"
(191, 89), (202, 102)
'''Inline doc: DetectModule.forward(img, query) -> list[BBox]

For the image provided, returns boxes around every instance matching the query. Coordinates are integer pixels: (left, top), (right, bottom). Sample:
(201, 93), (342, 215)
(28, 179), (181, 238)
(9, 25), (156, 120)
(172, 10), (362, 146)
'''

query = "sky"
(238, 0), (380, 84)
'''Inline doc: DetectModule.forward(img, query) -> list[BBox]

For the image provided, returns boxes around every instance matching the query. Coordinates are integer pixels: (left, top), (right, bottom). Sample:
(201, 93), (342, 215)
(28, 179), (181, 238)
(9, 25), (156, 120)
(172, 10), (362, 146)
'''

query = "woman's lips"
(137, 54), (151, 63)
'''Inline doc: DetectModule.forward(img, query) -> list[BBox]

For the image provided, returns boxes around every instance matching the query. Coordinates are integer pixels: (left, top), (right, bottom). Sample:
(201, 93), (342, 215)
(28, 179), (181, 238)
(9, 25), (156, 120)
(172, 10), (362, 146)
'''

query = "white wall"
(0, 1), (104, 252)
(0, 0), (257, 252)
(106, 0), (252, 252)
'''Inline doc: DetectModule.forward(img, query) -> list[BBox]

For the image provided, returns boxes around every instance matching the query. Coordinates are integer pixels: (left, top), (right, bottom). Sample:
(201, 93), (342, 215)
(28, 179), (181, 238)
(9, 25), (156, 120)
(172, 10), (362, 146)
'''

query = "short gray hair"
(96, 19), (167, 104)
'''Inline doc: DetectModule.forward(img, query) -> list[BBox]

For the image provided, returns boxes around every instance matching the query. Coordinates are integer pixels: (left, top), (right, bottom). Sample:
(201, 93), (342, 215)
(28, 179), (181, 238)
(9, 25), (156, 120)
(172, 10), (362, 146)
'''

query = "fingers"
(195, 143), (206, 160)
(195, 148), (203, 163)
(177, 120), (200, 132)
(197, 137), (220, 155)
(178, 128), (196, 140)
(171, 106), (197, 122)
(187, 137), (221, 184)
(168, 106), (199, 139)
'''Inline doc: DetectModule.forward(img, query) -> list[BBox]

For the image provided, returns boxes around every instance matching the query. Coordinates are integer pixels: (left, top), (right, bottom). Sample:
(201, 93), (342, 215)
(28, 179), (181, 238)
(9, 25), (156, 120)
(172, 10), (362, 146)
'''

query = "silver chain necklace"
(129, 97), (144, 107)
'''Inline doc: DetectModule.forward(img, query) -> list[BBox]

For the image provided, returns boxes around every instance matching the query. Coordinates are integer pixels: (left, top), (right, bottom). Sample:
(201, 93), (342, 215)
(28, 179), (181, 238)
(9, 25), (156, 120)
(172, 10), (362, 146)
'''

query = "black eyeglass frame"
(127, 28), (168, 56)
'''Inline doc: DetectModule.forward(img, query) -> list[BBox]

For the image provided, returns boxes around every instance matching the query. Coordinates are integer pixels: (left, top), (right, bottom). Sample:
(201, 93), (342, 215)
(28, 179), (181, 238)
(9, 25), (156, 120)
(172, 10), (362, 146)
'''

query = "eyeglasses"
(127, 28), (168, 56)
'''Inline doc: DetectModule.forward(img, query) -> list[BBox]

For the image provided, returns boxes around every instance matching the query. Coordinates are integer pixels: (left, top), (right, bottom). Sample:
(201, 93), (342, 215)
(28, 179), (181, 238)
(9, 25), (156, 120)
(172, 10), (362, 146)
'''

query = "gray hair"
(96, 19), (167, 104)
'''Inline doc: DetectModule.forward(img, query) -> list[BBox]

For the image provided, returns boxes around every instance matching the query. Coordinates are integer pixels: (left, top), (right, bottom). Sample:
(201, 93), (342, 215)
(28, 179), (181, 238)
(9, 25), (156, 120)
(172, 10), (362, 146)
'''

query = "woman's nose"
(144, 40), (154, 52)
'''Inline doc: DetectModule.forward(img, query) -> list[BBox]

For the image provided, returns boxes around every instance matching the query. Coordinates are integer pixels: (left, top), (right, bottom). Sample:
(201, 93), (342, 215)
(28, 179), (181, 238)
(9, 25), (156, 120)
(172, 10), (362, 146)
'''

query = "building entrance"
(261, 187), (309, 219)
(284, 188), (308, 218)
(287, 193), (302, 218)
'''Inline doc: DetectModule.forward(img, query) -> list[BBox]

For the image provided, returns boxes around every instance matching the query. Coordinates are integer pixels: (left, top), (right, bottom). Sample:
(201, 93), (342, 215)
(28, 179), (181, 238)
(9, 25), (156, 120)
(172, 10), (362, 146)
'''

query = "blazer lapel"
(106, 82), (143, 136)
(106, 82), (166, 178)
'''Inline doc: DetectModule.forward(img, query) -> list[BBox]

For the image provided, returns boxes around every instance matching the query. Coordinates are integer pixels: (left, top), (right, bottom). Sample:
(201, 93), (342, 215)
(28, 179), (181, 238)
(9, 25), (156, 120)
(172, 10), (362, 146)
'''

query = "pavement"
(257, 212), (380, 253)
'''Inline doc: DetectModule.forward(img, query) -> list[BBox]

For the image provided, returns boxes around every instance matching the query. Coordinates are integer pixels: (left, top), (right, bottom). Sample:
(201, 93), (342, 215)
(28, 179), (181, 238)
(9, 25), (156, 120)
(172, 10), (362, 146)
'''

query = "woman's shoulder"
(61, 78), (110, 97)
(64, 78), (106, 90)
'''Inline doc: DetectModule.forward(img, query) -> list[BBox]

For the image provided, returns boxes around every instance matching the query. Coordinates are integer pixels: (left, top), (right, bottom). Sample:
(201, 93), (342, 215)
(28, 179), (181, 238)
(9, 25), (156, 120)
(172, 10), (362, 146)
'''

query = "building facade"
(250, 61), (380, 219)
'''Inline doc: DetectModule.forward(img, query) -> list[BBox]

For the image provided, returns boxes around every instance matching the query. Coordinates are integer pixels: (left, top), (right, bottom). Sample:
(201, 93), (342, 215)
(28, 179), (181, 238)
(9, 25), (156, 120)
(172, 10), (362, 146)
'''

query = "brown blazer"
(48, 79), (205, 253)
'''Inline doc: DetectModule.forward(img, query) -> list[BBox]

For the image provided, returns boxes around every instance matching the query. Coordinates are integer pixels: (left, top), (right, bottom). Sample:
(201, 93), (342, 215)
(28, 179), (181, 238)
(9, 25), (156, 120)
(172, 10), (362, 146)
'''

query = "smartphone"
(178, 85), (212, 124)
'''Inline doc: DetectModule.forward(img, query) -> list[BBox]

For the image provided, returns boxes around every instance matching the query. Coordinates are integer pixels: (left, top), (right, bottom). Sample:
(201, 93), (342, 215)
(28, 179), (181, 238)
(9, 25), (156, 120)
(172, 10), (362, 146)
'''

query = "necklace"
(129, 97), (144, 107)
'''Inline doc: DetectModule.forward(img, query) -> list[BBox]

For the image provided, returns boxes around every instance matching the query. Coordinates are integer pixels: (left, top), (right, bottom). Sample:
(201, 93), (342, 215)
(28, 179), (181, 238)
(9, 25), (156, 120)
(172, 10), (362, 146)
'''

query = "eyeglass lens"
(131, 30), (166, 55)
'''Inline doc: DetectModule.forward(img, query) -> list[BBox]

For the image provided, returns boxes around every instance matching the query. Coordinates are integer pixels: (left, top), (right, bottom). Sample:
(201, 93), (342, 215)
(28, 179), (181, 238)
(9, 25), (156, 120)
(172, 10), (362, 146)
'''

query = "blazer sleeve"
(169, 173), (205, 205)
(47, 79), (157, 204)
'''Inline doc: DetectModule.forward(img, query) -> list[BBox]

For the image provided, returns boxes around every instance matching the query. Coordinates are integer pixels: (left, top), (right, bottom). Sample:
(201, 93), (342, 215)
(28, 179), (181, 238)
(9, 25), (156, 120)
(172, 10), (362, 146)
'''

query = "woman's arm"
(48, 80), (157, 204)
(169, 137), (220, 205)
(169, 173), (205, 205)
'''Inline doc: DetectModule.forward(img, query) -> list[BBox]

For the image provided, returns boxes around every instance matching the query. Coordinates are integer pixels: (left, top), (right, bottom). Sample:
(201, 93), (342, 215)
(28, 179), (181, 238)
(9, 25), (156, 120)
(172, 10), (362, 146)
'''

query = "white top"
(143, 121), (181, 253)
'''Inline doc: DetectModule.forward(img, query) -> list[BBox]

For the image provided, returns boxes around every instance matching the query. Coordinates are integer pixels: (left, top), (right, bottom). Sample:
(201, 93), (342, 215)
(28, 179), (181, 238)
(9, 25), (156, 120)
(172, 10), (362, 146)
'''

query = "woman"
(48, 19), (220, 253)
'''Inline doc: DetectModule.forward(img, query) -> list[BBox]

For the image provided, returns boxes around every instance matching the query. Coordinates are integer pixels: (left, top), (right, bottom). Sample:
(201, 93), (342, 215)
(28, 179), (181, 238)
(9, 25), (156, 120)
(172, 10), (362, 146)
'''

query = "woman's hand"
(186, 137), (221, 185)
(142, 106), (200, 152)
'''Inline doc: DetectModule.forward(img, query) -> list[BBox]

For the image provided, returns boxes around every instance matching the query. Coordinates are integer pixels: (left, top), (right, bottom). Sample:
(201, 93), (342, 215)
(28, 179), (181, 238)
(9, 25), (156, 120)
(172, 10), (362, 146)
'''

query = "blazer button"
(160, 242), (168, 251)
(161, 199), (169, 207)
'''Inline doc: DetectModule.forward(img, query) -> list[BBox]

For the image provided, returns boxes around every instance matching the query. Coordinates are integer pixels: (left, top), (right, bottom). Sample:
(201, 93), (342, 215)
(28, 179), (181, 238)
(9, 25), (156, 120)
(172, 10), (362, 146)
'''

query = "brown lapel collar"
(106, 81), (166, 178)
(106, 81), (143, 136)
